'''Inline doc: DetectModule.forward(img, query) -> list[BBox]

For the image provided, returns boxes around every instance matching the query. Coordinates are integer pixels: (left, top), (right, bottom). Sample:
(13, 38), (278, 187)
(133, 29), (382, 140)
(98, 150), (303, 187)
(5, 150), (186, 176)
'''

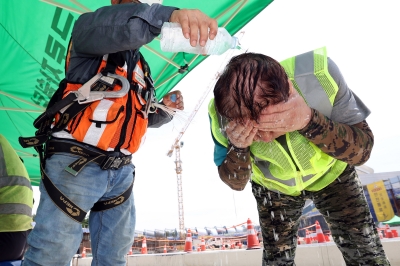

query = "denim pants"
(22, 154), (136, 266)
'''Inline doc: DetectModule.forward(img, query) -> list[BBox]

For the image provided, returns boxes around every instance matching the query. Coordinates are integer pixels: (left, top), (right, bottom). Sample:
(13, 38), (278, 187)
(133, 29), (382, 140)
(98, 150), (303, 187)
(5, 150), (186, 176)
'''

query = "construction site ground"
(72, 238), (400, 266)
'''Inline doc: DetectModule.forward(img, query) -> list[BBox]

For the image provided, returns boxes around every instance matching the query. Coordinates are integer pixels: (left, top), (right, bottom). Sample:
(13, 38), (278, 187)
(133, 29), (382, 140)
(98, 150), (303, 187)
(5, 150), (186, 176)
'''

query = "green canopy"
(0, 0), (273, 186)
(382, 215), (400, 226)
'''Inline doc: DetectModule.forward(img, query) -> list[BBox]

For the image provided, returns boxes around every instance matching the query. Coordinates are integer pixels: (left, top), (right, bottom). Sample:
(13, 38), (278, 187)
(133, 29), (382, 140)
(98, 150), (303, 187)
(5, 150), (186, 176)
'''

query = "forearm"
(218, 144), (252, 191)
(298, 109), (374, 166)
(72, 4), (177, 55)
(147, 107), (173, 128)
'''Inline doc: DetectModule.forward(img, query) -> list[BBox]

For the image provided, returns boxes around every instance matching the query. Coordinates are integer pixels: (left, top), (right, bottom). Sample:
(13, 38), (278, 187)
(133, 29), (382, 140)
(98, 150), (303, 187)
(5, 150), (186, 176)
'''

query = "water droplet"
(267, 192), (271, 200)
(247, 164), (251, 169)
(271, 211), (275, 219)
(337, 178), (341, 183)
(263, 197), (268, 206)
(280, 211), (284, 221)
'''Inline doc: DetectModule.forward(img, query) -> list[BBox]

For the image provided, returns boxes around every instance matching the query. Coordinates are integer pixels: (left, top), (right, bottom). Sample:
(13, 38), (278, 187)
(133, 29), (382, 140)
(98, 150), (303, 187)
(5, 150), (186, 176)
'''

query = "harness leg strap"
(40, 165), (87, 223)
(91, 181), (133, 212)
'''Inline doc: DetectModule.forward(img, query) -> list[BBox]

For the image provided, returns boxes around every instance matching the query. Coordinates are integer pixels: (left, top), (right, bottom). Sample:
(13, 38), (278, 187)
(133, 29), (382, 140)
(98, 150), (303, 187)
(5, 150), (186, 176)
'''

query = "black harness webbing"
(46, 138), (133, 175)
(18, 52), (146, 222)
(41, 139), (134, 222)
(41, 164), (134, 223)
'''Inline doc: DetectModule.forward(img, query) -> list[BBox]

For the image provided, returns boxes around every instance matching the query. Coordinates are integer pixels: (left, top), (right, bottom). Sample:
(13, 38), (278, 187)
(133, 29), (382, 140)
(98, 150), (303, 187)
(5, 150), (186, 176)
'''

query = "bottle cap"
(231, 37), (241, 50)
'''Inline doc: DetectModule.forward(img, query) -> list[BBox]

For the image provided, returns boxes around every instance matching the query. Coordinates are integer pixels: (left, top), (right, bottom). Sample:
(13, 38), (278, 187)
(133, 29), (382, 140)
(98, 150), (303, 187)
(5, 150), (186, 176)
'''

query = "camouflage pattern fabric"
(298, 109), (374, 166)
(218, 144), (251, 191)
(252, 166), (390, 266)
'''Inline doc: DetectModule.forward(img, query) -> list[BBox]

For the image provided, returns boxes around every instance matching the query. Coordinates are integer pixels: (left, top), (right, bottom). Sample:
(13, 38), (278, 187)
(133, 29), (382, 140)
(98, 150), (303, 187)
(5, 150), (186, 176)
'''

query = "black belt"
(46, 138), (132, 176)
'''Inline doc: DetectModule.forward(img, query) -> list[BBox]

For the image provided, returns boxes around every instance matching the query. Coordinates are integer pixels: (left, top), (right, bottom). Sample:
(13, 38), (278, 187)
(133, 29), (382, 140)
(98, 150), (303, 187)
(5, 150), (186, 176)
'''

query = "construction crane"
(166, 71), (219, 238)
(166, 31), (245, 237)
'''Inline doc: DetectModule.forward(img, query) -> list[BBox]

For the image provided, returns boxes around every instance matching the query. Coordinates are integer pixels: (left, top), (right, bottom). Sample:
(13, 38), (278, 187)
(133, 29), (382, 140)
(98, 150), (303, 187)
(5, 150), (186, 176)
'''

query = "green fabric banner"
(0, 0), (273, 185)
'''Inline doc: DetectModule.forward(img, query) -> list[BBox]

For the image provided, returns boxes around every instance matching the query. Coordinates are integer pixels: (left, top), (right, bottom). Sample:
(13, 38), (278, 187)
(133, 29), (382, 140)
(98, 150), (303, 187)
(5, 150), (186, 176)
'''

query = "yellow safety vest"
(209, 47), (347, 196)
(0, 134), (33, 232)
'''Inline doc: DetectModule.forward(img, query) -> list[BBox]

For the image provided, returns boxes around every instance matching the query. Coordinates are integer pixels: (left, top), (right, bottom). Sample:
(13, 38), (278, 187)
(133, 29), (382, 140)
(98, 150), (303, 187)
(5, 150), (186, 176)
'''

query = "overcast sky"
(33, 0), (400, 233)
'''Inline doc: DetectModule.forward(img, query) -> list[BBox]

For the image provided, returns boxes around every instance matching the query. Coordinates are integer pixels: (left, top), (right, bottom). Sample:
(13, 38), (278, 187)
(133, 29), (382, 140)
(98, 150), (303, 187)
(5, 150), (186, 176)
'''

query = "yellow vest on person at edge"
(209, 47), (347, 196)
(0, 134), (33, 232)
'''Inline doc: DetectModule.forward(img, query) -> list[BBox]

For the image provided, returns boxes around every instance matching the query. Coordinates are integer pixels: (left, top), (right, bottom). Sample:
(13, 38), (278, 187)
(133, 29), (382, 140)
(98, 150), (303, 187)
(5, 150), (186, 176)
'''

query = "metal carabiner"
(74, 73), (130, 104)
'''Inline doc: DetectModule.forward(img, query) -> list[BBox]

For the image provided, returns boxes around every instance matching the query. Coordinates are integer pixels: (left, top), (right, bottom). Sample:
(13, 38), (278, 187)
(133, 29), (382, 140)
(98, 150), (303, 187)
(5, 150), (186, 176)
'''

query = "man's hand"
(225, 120), (257, 149)
(162, 90), (184, 110)
(253, 80), (311, 141)
(169, 9), (218, 47)
(253, 130), (284, 143)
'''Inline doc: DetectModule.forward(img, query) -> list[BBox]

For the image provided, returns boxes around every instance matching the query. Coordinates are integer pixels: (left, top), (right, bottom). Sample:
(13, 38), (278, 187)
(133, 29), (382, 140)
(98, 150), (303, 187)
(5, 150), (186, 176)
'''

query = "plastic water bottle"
(160, 22), (240, 55)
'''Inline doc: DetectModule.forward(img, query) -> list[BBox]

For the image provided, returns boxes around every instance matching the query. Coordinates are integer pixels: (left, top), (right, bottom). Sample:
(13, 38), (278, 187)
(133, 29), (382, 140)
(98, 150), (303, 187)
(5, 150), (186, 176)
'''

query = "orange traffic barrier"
(200, 237), (206, 251)
(393, 229), (398, 238)
(379, 229), (384, 239)
(184, 228), (193, 252)
(81, 247), (86, 258)
(128, 246), (133, 255)
(141, 237), (148, 254)
(385, 224), (393, 238)
(246, 218), (261, 249)
(163, 244), (167, 253)
(305, 229), (312, 244)
(315, 221), (326, 243)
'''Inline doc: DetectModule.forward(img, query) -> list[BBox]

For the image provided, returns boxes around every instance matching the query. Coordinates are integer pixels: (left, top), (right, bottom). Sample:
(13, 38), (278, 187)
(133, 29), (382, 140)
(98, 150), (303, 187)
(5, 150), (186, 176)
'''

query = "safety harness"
(19, 49), (155, 222)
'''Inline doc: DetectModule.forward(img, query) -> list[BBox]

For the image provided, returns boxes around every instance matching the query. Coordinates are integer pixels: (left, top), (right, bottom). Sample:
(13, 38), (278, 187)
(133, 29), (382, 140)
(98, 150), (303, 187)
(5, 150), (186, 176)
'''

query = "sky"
(32, 0), (400, 232)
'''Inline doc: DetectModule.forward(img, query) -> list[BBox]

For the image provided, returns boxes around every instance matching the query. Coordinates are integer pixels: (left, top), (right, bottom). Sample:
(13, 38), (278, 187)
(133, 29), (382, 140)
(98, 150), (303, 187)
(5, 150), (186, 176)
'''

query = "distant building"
(300, 167), (400, 234)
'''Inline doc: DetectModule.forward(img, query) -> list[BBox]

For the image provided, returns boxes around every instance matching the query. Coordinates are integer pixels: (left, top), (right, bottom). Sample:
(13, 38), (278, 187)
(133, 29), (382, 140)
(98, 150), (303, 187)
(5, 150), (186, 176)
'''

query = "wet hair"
(213, 53), (290, 123)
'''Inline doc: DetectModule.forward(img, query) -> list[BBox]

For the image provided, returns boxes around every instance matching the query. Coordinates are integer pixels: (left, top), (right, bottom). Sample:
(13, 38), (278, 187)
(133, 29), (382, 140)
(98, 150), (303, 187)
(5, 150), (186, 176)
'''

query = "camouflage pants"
(252, 166), (390, 266)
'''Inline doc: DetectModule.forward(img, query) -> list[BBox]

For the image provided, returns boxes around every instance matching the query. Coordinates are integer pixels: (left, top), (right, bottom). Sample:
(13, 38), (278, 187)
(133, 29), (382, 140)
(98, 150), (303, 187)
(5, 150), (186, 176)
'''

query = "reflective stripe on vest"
(0, 134), (33, 232)
(209, 47), (347, 196)
(53, 55), (148, 155)
(280, 47), (338, 118)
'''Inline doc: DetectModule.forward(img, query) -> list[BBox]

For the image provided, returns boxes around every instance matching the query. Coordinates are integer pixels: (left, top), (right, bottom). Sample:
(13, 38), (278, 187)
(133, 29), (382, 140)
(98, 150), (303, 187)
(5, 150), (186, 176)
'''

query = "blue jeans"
(22, 154), (135, 266)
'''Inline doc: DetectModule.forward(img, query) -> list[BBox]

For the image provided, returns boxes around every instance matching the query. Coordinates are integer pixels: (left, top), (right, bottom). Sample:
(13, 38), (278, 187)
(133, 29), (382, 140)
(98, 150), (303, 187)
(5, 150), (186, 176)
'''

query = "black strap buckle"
(101, 155), (130, 170)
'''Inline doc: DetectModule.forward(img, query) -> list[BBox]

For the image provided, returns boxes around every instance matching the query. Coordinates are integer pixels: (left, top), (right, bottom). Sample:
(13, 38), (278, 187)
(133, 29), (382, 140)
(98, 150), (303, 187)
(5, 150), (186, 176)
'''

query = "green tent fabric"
(0, 0), (273, 186)
(382, 215), (400, 226)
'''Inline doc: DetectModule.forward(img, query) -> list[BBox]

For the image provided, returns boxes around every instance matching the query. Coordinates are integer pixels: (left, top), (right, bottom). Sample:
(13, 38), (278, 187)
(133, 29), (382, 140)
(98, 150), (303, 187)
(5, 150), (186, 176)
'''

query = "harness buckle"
(101, 155), (129, 170)
(110, 157), (123, 169)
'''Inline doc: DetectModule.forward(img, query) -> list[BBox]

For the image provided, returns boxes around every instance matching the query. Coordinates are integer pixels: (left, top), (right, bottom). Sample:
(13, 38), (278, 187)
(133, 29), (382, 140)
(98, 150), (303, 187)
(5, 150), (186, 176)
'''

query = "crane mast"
(174, 141), (184, 238)
(166, 31), (245, 237)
